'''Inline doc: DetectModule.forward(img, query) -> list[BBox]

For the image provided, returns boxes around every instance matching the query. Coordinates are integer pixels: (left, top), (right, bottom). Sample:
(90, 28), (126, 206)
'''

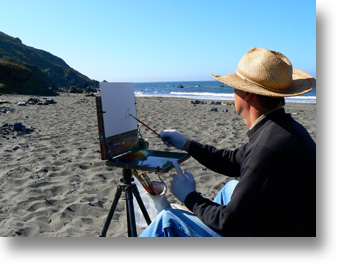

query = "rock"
(67, 206), (75, 212)
(25, 125), (33, 132)
(45, 199), (54, 205)
(1, 123), (34, 138)
(17, 102), (26, 106)
(12, 146), (20, 151)
(191, 100), (207, 105)
(14, 123), (25, 131)
(0, 106), (15, 113)
(177, 85), (184, 88)
(25, 97), (57, 105)
(210, 107), (218, 112)
(45, 98), (56, 104)
(27, 98), (40, 105)
(211, 101), (223, 105)
(68, 87), (83, 93)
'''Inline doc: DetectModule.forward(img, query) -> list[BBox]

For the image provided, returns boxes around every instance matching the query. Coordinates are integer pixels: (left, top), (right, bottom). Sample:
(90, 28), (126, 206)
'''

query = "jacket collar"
(247, 107), (286, 139)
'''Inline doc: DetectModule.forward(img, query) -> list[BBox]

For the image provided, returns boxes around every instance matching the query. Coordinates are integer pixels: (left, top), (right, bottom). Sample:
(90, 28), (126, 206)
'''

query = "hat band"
(235, 71), (289, 93)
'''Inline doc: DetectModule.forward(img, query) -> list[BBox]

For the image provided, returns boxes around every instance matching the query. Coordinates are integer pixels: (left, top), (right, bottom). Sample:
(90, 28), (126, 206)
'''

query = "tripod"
(100, 168), (152, 237)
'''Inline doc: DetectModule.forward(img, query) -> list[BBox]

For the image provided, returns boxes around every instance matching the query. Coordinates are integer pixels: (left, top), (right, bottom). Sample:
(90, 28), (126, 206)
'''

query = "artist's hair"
(255, 95), (285, 110)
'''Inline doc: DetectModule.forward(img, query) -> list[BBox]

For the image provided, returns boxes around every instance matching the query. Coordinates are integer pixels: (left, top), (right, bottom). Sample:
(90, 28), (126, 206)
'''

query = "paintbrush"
(132, 170), (157, 195)
(129, 114), (177, 148)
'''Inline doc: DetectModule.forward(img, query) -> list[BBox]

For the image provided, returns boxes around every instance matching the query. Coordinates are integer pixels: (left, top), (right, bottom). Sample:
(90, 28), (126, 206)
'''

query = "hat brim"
(210, 68), (316, 97)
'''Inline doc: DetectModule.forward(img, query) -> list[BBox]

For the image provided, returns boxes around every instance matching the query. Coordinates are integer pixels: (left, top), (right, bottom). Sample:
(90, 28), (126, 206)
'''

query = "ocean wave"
(171, 92), (316, 103)
(171, 91), (234, 97)
(286, 96), (316, 103)
(287, 96), (316, 100)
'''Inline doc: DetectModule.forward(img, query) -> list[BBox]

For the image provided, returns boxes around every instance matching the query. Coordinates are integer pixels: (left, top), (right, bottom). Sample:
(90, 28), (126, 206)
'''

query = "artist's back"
(186, 108), (316, 236)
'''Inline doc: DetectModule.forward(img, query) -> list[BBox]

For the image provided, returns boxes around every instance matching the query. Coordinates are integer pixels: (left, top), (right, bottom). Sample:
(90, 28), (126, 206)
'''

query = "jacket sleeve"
(187, 140), (242, 177)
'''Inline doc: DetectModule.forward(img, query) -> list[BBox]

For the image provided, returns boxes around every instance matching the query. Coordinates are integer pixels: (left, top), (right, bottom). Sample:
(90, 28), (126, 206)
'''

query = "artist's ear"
(244, 92), (253, 102)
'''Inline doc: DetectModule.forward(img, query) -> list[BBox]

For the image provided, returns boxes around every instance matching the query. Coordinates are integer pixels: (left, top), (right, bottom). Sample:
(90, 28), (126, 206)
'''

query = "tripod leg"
(125, 185), (137, 237)
(125, 200), (132, 237)
(132, 184), (152, 225)
(100, 185), (123, 237)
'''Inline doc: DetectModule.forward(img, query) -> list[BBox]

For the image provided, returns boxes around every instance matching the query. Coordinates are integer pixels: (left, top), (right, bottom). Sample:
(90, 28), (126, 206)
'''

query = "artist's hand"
(159, 130), (189, 150)
(170, 170), (196, 204)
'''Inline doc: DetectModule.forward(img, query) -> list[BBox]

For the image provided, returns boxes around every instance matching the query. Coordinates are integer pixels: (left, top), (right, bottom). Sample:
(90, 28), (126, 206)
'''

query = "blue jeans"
(139, 180), (238, 237)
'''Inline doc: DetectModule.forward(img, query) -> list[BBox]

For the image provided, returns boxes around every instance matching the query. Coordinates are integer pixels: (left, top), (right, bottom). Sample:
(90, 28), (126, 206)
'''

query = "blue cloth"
(139, 180), (238, 237)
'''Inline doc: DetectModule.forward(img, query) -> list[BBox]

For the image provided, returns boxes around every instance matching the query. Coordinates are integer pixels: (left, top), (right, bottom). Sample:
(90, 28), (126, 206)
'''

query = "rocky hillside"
(0, 31), (98, 95)
(0, 60), (57, 95)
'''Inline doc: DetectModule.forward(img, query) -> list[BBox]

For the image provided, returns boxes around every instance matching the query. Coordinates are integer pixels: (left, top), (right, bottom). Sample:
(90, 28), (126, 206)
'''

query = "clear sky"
(1, 0), (316, 82)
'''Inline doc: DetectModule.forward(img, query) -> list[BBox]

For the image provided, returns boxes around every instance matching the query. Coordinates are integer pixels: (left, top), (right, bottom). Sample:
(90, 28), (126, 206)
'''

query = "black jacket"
(184, 108), (316, 237)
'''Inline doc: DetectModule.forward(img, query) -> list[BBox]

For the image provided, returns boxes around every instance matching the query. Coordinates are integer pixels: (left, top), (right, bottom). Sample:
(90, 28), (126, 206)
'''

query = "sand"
(0, 93), (316, 237)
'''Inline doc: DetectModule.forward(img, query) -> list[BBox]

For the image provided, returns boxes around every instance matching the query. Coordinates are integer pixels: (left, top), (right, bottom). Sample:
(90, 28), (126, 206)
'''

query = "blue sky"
(1, 0), (316, 82)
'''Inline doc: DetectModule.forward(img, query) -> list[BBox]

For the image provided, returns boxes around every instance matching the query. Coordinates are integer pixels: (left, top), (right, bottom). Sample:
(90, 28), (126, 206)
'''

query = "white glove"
(170, 170), (196, 204)
(159, 130), (189, 150)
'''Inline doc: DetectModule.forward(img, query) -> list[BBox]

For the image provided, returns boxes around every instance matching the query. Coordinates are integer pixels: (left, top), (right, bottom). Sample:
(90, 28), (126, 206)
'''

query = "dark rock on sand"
(0, 123), (34, 138)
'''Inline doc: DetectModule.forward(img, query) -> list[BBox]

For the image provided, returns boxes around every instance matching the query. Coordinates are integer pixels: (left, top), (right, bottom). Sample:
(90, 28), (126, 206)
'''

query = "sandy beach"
(0, 94), (316, 237)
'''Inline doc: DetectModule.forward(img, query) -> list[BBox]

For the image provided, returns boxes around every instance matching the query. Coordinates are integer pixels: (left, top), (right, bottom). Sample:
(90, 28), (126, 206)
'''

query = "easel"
(96, 82), (189, 237)
(100, 168), (150, 237)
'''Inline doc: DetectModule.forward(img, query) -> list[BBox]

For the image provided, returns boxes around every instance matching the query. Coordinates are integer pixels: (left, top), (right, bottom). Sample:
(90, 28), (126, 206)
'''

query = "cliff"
(0, 31), (98, 95)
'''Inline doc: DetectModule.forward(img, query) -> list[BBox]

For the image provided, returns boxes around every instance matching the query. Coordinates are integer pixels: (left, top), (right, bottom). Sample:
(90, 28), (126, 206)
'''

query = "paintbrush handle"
(129, 114), (177, 148)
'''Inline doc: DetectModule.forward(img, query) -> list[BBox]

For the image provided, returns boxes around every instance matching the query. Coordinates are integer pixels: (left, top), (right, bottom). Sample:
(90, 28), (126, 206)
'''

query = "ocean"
(134, 81), (316, 103)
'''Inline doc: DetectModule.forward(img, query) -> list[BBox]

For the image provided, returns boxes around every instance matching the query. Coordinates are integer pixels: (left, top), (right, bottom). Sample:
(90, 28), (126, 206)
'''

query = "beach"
(0, 94), (316, 237)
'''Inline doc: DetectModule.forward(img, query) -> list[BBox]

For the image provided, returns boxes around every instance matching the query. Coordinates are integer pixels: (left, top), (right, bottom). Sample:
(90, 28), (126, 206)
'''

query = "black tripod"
(100, 168), (152, 237)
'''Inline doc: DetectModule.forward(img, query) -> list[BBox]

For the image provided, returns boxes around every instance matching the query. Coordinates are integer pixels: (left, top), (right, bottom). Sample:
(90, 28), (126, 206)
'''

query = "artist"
(139, 47), (316, 237)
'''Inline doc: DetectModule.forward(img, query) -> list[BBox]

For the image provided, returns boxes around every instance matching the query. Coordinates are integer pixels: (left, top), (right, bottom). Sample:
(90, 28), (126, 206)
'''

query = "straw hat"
(211, 47), (316, 97)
